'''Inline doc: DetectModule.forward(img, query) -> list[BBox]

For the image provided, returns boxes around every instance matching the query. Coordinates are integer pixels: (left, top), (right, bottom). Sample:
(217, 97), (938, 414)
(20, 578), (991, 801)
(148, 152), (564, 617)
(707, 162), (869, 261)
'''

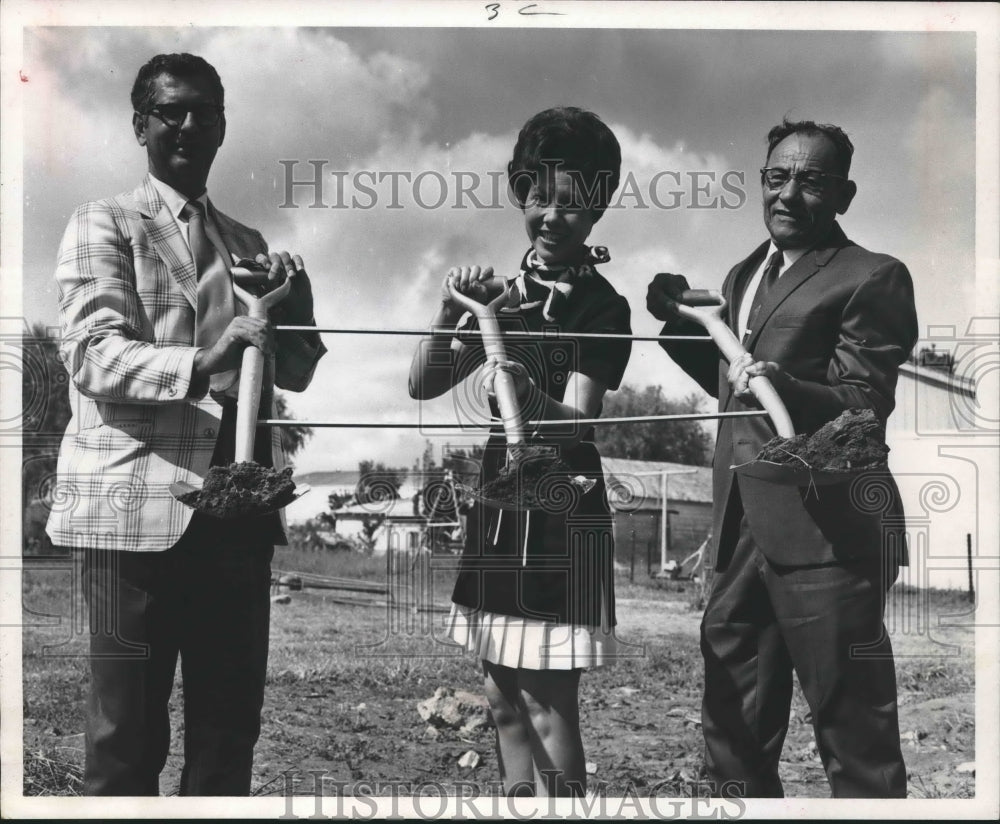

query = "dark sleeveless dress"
(445, 269), (632, 669)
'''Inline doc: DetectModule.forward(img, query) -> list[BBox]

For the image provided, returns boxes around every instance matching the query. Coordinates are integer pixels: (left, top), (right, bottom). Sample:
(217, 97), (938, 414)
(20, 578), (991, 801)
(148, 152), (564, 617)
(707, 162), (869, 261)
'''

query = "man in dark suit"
(48, 53), (325, 795)
(646, 120), (917, 797)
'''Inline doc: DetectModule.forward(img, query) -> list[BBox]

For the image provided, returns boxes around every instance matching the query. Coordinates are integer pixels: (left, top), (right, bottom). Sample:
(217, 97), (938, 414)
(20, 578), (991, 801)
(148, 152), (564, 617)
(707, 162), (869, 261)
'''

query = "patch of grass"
(274, 545), (458, 604)
(23, 748), (84, 796)
(908, 771), (976, 799)
(888, 584), (977, 621)
(895, 657), (973, 699)
(21, 543), (976, 799)
(274, 545), (388, 580)
(21, 562), (78, 619)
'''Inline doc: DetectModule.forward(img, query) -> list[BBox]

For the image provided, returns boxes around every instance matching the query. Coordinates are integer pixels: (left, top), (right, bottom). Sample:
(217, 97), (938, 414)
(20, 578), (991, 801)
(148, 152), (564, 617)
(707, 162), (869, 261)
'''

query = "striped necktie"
(182, 200), (238, 392)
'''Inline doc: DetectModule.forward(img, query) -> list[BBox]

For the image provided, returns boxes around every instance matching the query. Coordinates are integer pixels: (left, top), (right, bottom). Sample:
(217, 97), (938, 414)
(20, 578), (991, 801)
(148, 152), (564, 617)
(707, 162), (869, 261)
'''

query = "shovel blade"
(170, 480), (311, 519)
(732, 460), (886, 487)
(457, 472), (597, 513)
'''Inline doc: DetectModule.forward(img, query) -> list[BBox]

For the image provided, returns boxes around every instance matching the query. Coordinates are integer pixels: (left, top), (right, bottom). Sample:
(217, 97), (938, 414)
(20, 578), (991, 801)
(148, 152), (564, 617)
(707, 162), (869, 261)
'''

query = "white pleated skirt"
(444, 602), (618, 670)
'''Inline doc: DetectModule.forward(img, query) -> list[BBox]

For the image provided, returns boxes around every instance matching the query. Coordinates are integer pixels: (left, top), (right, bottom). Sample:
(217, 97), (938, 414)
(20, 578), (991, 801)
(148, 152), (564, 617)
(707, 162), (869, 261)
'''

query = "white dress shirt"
(736, 243), (808, 338)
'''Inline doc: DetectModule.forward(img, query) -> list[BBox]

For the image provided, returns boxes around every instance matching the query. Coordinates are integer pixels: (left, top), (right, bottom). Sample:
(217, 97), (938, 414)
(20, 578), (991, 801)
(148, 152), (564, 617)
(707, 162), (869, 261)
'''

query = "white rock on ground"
(458, 751), (481, 770)
(417, 686), (490, 730)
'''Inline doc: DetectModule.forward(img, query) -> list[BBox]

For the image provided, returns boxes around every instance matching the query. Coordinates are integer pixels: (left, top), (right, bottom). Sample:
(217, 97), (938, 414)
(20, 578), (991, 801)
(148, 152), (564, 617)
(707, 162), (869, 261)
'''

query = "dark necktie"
(743, 249), (783, 340)
(182, 200), (238, 392)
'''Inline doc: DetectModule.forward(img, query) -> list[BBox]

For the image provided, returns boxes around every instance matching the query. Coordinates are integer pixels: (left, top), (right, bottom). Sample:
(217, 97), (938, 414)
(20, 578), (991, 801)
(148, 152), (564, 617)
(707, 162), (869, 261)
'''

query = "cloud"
(900, 83), (976, 329)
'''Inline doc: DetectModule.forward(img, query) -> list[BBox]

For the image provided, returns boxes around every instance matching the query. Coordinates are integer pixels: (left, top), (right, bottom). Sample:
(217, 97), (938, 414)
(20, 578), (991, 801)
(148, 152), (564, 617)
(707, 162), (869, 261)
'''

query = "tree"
(595, 385), (714, 466)
(21, 323), (72, 554)
(272, 392), (312, 465)
(412, 439), (437, 476)
(358, 514), (386, 555)
(356, 459), (406, 505)
(326, 490), (354, 511)
(442, 443), (485, 482)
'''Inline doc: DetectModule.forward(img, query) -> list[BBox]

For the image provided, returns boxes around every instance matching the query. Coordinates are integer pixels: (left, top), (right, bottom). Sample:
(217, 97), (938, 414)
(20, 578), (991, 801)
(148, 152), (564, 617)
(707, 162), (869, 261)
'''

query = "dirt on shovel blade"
(476, 452), (577, 510)
(178, 461), (297, 518)
(754, 408), (890, 471)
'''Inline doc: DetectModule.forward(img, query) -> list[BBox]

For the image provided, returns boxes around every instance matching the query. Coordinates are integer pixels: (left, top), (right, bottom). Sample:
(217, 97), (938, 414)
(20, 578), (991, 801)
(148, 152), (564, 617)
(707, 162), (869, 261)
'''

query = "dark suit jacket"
(662, 223), (918, 568)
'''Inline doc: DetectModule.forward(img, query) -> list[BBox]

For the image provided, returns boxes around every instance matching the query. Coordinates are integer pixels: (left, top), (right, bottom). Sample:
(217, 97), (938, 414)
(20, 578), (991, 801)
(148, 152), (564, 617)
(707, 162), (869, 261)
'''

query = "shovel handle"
(234, 303), (267, 463)
(673, 290), (795, 438)
(231, 274), (293, 463)
(477, 313), (526, 446)
(231, 266), (272, 289)
(678, 288), (723, 307)
(446, 277), (511, 316)
(446, 278), (525, 446)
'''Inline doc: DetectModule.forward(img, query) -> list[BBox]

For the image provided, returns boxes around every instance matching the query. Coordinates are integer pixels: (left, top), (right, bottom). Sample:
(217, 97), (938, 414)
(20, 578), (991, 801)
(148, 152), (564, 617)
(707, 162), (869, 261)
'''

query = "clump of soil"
(179, 461), (296, 518)
(755, 408), (889, 471)
(476, 447), (579, 509)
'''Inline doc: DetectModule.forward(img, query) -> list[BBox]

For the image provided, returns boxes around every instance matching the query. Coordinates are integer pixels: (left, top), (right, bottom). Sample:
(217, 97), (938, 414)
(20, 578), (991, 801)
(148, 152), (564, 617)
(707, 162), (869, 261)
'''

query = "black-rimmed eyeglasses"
(139, 103), (225, 129)
(760, 167), (847, 196)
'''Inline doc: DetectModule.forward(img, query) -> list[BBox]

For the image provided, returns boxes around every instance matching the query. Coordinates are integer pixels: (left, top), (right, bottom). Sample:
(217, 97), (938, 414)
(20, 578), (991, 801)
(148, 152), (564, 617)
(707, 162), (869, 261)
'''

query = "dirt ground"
(20, 556), (977, 802)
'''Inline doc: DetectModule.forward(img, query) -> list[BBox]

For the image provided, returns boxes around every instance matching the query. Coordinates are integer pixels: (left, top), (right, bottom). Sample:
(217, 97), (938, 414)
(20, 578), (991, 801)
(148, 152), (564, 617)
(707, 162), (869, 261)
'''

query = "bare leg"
(519, 668), (586, 797)
(482, 661), (535, 796)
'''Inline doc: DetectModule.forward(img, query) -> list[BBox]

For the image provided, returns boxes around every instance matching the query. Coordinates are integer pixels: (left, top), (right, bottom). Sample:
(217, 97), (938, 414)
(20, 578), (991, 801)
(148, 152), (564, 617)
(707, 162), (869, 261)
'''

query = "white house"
(284, 469), (421, 527)
(885, 335), (994, 592)
(286, 470), (460, 554)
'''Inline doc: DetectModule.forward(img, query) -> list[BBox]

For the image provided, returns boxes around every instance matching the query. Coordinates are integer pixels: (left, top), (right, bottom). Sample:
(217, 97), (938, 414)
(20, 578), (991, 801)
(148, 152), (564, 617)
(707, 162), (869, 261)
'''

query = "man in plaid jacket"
(46, 53), (326, 795)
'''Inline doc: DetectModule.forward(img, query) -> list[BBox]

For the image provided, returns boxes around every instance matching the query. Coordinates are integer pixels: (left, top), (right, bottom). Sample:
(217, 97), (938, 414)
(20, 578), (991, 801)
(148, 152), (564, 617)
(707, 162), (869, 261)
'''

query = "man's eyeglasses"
(760, 167), (847, 196)
(140, 103), (225, 129)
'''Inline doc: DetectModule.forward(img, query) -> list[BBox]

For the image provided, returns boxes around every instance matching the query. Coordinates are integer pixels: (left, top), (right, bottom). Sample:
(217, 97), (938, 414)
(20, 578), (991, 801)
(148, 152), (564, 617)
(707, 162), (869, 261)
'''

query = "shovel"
(446, 278), (594, 511)
(674, 289), (874, 486)
(170, 265), (311, 517)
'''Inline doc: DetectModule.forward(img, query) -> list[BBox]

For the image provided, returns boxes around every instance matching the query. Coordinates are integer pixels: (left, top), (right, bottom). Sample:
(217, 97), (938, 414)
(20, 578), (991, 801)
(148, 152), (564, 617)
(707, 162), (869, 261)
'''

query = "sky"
(10, 8), (986, 486)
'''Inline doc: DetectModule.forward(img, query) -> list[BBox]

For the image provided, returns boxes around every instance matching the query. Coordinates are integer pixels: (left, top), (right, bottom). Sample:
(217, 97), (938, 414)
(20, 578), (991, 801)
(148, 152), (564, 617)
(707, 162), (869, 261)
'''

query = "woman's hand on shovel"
(479, 355), (534, 404)
(439, 265), (495, 323)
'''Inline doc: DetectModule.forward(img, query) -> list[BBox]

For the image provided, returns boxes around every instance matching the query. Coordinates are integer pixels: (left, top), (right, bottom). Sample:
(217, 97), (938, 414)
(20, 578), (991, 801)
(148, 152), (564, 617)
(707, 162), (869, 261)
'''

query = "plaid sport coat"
(46, 176), (326, 551)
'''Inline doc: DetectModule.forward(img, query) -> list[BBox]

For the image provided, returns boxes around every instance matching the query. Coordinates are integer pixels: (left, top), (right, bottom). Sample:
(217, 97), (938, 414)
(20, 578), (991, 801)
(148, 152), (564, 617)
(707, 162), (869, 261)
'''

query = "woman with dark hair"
(409, 107), (631, 797)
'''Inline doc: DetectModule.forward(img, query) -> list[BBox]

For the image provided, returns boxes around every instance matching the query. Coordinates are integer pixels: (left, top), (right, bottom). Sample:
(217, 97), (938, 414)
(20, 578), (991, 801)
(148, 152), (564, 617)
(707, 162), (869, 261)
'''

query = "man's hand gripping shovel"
(674, 289), (795, 438)
(170, 267), (311, 517)
(676, 290), (876, 486)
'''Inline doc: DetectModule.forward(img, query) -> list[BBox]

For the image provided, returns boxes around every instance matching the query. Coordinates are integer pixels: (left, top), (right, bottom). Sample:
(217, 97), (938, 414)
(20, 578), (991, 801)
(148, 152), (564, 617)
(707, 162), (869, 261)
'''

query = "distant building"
(330, 498), (426, 554)
(286, 471), (460, 555)
(288, 461), (712, 568)
(285, 470), (421, 527)
(890, 346), (978, 433)
(601, 457), (714, 573)
(886, 341), (985, 591)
